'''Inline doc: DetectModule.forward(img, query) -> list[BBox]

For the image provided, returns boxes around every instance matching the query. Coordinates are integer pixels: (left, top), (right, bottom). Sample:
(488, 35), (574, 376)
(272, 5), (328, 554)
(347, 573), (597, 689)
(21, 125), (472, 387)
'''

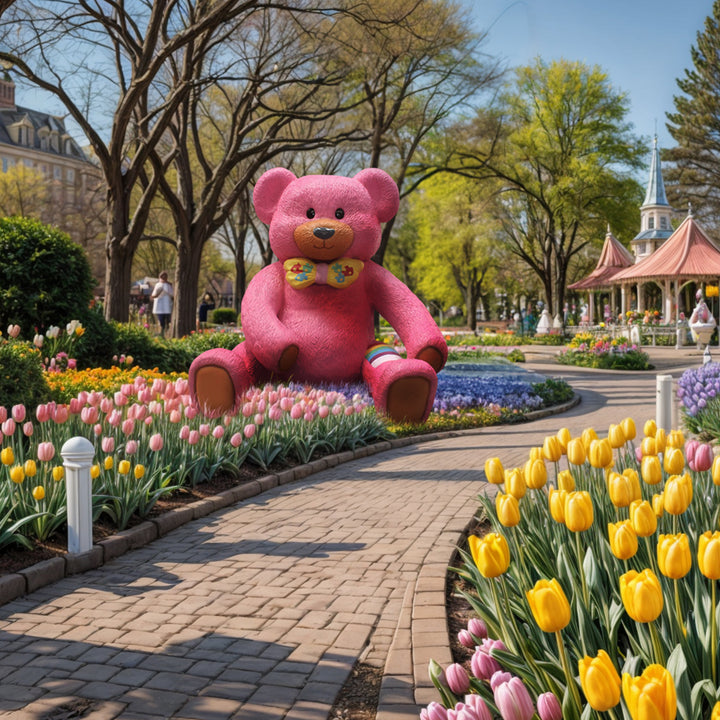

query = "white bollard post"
(61, 436), (95, 554)
(656, 375), (674, 432)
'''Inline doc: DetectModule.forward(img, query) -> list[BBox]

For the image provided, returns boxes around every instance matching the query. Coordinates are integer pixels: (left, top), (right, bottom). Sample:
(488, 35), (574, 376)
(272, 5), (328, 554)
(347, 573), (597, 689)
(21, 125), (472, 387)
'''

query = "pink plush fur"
(189, 168), (448, 423)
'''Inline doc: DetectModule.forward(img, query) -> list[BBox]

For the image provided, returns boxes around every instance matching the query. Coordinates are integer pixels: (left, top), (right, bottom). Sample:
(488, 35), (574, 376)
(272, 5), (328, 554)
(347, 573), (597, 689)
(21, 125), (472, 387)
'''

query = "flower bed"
(557, 333), (652, 370)
(424, 417), (720, 719)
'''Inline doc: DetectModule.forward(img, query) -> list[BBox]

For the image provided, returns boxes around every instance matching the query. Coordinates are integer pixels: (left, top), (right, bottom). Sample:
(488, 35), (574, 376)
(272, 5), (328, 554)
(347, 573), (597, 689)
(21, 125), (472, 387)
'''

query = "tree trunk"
(172, 237), (205, 338)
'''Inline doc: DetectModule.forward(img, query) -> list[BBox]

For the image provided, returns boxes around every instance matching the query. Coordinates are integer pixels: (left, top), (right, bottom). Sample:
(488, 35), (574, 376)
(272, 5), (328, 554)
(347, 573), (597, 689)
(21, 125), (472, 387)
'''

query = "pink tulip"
(326, 391), (337, 405)
(493, 676), (534, 720)
(107, 409), (122, 427)
(188, 430), (200, 445)
(257, 399), (266, 414)
(122, 419), (135, 435)
(448, 704), (480, 720)
(471, 648), (501, 680)
(280, 397), (292, 412)
(230, 432), (243, 447)
(148, 401), (162, 416)
(0, 406), (6, 423)
(422, 702), (448, 720)
(149, 434), (164, 452)
(100, 397), (113, 414)
(144, 416), (153, 427)
(77, 391), (88, 406)
(121, 383), (134, 396)
(685, 439), (699, 464)
(81, 406), (99, 425)
(169, 410), (182, 423)
(101, 437), (115, 453)
(268, 405), (282, 421)
(212, 426), (224, 439)
(11, 404), (26, 423)
(37, 442), (55, 462)
(67, 359), (77, 370)
(175, 378), (188, 395)
(1, 419), (15, 435)
(151, 379), (166, 395)
(244, 424), (256, 439)
(114, 392), (128, 406)
(184, 406), (198, 420)
(138, 388), (153, 404)
(22, 421), (33, 437)
(7, 324), (20, 338)
(94, 424), (103, 436)
(445, 664), (470, 695)
(242, 402), (254, 418)
(199, 424), (210, 437)
(468, 618), (487, 640)
(35, 404), (50, 423)
(464, 695), (492, 720)
(635, 446), (643, 462)
(536, 692), (562, 720)
(179, 425), (190, 440)
(490, 671), (513, 691)
(318, 405), (330, 419)
(695, 443), (714, 472)
(53, 405), (69, 423)
(254, 413), (265, 425)
(332, 405), (343, 416)
(133, 376), (145, 389)
(458, 630), (476, 649)
(344, 406), (354, 416)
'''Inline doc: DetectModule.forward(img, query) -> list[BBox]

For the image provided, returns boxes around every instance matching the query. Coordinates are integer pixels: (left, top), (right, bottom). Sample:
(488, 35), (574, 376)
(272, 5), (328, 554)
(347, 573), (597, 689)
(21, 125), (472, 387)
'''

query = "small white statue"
(690, 288), (717, 358)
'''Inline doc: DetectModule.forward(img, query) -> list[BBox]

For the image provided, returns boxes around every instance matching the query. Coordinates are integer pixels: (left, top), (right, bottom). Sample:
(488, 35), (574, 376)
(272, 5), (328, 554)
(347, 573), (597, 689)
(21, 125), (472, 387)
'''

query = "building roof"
(568, 229), (635, 290)
(612, 213), (720, 283)
(642, 135), (669, 208)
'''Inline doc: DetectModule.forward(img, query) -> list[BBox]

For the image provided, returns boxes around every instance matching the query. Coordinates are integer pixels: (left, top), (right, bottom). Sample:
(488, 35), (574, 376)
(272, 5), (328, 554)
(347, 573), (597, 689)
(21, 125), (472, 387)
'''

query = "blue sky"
(465, 0), (712, 154)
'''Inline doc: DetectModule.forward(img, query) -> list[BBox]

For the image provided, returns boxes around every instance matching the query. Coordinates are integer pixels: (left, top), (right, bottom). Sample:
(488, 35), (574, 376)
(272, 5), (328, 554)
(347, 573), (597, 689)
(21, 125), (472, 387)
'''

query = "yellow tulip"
(581, 427), (599, 453)
(548, 487), (567, 524)
(608, 423), (626, 449)
(9, 465), (24, 484)
(32, 485), (45, 501)
(524, 457), (547, 489)
(663, 447), (685, 475)
(118, 460), (131, 475)
(643, 419), (657, 437)
(629, 500), (657, 537)
(713, 454), (720, 487)
(556, 427), (571, 453)
(698, 531), (720, 580)
(468, 533), (510, 578)
(623, 467), (642, 496)
(564, 491), (594, 532)
(52, 466), (64, 481)
(652, 492), (664, 518)
(557, 469), (575, 492)
(621, 417), (637, 441)
(589, 438), (613, 469)
(620, 569), (663, 623)
(528, 446), (542, 462)
(484, 457), (505, 484)
(134, 464), (146, 480)
(655, 428), (667, 454)
(90, 464), (100, 479)
(566, 438), (586, 466)
(495, 493), (520, 527)
(657, 533), (692, 579)
(526, 578), (571, 633)
(712, 701), (720, 720)
(622, 664), (677, 720)
(542, 435), (562, 463)
(607, 471), (635, 508)
(663, 473), (693, 515)
(505, 468), (526, 499)
(578, 649), (621, 712)
(666, 429), (685, 449)
(104, 456), (114, 470)
(23, 459), (37, 477)
(641, 455), (663, 485)
(0, 446), (14, 465)
(608, 521), (638, 560)
(641, 436), (657, 457)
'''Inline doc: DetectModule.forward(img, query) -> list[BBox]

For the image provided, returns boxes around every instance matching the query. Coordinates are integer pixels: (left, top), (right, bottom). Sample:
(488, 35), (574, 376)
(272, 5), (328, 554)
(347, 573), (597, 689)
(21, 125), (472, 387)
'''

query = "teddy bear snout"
(313, 227), (335, 240)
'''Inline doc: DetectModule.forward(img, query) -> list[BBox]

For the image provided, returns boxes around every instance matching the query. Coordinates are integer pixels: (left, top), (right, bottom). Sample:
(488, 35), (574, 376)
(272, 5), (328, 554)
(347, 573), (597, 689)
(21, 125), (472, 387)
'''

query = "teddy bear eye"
(335, 208), (345, 219)
(306, 208), (315, 219)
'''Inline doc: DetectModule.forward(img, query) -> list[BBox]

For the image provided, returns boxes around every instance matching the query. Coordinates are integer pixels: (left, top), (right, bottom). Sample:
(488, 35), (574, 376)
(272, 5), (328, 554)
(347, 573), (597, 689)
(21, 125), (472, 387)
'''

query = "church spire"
(642, 135), (669, 208)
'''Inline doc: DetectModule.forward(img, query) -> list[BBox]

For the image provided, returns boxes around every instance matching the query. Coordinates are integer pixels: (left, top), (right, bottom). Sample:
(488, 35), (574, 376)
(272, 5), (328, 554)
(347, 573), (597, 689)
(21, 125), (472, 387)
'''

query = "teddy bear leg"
(362, 346), (438, 424)
(189, 343), (263, 417)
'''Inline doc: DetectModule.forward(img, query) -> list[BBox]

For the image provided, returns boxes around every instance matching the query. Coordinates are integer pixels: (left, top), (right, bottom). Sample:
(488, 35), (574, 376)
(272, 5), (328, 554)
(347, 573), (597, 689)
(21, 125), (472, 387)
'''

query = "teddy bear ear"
(354, 168), (399, 223)
(253, 168), (297, 224)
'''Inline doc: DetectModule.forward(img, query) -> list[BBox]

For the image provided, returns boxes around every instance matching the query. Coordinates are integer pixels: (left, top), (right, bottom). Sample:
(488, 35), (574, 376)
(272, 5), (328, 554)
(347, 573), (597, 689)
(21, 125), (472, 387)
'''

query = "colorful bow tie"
(283, 257), (364, 289)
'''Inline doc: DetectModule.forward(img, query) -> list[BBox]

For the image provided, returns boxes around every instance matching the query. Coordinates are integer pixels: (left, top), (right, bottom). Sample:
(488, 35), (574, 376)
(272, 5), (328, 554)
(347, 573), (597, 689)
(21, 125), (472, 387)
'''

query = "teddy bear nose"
(313, 227), (335, 240)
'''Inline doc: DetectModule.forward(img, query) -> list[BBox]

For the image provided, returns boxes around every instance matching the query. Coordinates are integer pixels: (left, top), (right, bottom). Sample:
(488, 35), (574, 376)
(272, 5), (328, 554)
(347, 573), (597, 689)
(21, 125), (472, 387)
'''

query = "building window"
(66, 168), (75, 182)
(648, 217), (655, 229)
(40, 135), (48, 151)
(40, 164), (48, 176)
(53, 166), (62, 180)
(660, 216), (668, 229)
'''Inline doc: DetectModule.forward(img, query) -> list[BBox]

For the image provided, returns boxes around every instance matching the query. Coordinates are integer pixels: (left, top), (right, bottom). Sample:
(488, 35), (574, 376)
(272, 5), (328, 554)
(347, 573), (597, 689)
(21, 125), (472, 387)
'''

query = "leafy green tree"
(448, 59), (645, 318)
(0, 216), (94, 335)
(665, 1), (720, 227)
(407, 173), (499, 324)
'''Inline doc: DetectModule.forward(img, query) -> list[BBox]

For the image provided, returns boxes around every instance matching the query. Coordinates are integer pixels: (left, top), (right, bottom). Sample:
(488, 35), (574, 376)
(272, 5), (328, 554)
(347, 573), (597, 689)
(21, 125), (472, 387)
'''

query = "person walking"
(151, 271), (174, 337)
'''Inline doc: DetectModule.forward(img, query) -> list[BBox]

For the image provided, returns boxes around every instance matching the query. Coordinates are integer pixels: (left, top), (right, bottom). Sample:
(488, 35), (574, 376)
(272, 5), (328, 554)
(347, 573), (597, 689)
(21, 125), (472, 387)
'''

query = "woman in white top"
(151, 271), (174, 337)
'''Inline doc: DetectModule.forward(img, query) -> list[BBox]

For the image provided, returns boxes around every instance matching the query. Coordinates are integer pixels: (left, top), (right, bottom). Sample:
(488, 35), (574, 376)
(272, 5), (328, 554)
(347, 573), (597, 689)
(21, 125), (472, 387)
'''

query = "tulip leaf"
(690, 679), (715, 720)
(561, 682), (581, 720)
(667, 644), (692, 720)
(580, 703), (593, 720)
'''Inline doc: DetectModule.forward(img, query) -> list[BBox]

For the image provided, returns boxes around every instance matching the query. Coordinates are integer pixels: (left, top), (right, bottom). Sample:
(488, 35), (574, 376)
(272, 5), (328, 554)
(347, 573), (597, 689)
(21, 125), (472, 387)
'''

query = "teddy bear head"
(253, 168), (399, 263)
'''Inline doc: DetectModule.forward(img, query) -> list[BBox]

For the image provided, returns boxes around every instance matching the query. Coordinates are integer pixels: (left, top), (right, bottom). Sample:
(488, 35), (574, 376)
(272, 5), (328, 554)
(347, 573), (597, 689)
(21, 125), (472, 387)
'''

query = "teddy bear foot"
(365, 358), (437, 424)
(189, 348), (252, 417)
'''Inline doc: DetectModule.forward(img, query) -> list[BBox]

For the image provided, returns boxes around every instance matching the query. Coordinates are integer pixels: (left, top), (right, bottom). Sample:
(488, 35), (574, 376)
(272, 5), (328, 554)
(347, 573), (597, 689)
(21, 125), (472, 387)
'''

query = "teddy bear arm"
(366, 263), (447, 368)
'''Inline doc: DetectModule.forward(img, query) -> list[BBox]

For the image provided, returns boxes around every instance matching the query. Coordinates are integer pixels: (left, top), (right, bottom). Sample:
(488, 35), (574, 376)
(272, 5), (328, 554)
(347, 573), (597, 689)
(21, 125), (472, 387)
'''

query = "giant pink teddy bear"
(188, 167), (448, 424)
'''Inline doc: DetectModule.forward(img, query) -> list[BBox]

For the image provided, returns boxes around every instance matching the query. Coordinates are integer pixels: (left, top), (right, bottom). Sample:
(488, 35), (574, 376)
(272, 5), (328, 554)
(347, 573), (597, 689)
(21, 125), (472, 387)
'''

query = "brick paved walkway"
(0, 346), (703, 720)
